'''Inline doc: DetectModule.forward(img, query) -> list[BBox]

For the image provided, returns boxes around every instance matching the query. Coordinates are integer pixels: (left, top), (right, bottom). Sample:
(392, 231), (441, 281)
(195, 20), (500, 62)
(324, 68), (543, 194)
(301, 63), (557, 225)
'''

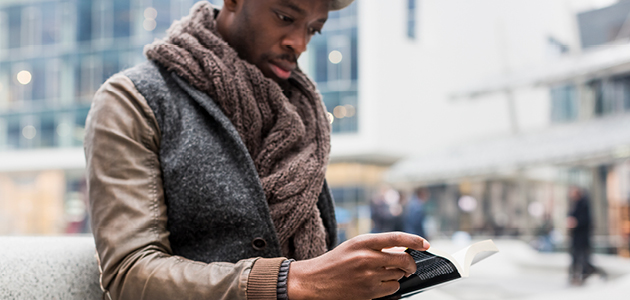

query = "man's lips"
(269, 61), (295, 80)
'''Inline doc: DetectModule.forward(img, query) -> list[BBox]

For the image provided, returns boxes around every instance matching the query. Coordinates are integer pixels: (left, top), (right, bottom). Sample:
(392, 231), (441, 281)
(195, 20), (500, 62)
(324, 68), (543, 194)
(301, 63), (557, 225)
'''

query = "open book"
(376, 239), (499, 300)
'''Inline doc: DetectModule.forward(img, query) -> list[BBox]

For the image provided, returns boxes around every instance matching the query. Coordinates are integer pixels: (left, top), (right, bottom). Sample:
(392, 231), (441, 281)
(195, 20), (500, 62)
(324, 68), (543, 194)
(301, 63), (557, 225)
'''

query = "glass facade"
(0, 0), (223, 151)
(0, 0), (223, 235)
(306, 1), (359, 133)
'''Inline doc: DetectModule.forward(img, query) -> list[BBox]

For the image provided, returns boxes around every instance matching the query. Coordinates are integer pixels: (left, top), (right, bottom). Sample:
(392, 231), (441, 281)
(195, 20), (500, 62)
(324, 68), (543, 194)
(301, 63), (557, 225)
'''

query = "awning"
(385, 115), (630, 185)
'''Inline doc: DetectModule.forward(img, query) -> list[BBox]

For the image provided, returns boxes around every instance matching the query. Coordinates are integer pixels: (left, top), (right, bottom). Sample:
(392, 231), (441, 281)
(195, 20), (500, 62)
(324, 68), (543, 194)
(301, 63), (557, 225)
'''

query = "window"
(31, 61), (46, 101)
(41, 2), (60, 45)
(0, 11), (7, 51)
(592, 75), (630, 116)
(307, 1), (358, 134)
(7, 6), (21, 49)
(550, 85), (578, 122)
(0, 118), (6, 150)
(40, 113), (56, 148)
(11, 63), (33, 103)
(323, 91), (358, 133)
(407, 0), (417, 39)
(154, 0), (173, 36)
(76, 1), (93, 42)
(46, 59), (62, 103)
(102, 51), (120, 82)
(73, 108), (89, 147)
(311, 30), (357, 86)
(20, 116), (39, 149)
(0, 69), (7, 107)
(6, 117), (20, 149)
(113, 0), (131, 38)
(22, 6), (42, 47)
(327, 35), (351, 83)
(75, 56), (102, 101)
(94, 0), (113, 41)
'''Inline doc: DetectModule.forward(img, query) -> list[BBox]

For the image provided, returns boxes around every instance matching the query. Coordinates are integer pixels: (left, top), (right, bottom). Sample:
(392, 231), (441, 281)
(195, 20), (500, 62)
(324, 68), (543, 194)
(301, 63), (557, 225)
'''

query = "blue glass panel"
(102, 51), (120, 81)
(550, 85), (578, 122)
(7, 6), (21, 48)
(76, 0), (92, 42)
(351, 27), (358, 80)
(113, 0), (131, 38)
(41, 2), (59, 45)
(40, 113), (56, 148)
(154, 0), (172, 36)
(31, 61), (47, 101)
(6, 117), (20, 149)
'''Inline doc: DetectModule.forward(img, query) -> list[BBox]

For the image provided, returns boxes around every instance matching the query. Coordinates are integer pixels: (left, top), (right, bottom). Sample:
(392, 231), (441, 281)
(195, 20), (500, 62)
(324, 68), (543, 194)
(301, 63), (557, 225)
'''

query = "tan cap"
(330, 0), (355, 11)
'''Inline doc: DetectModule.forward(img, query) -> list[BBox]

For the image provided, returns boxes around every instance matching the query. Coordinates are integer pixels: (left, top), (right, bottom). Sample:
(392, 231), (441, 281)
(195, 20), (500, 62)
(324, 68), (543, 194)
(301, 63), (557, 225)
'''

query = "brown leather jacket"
(84, 73), (285, 300)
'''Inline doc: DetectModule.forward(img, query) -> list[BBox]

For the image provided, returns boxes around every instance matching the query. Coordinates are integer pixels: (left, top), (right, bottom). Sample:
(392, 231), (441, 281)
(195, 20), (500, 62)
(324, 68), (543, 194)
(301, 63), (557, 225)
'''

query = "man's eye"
(277, 13), (293, 23)
(310, 28), (322, 35)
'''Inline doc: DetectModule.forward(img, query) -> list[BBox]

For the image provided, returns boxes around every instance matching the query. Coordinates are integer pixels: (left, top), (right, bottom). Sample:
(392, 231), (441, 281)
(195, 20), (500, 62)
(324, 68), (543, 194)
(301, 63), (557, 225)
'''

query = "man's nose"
(283, 30), (308, 56)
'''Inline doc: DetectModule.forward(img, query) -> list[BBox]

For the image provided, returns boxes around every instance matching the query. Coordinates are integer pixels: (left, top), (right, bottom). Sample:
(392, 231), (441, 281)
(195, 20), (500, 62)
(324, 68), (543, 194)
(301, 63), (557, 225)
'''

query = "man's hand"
(287, 232), (430, 300)
(567, 216), (577, 229)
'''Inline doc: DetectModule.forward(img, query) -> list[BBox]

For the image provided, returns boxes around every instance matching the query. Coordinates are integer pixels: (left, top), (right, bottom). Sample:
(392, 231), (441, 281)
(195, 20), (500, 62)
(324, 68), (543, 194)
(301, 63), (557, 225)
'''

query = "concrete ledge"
(0, 236), (102, 299)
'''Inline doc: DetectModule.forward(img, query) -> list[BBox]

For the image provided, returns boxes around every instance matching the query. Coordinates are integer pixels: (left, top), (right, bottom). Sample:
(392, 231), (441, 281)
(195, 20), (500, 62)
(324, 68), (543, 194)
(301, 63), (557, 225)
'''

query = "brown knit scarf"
(144, 2), (331, 260)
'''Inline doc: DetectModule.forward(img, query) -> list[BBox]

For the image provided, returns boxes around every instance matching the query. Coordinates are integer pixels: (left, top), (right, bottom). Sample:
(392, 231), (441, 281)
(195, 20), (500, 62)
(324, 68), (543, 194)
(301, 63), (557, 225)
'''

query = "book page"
(451, 240), (499, 277)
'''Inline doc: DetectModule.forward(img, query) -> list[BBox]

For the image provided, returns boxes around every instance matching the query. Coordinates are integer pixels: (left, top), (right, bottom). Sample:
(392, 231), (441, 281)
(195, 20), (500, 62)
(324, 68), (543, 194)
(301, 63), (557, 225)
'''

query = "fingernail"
(423, 240), (430, 249)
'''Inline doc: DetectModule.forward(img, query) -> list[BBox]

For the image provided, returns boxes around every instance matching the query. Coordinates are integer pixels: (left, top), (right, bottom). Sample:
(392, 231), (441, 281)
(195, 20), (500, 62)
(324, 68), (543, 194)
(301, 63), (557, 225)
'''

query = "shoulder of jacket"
(91, 69), (162, 143)
(122, 60), (170, 93)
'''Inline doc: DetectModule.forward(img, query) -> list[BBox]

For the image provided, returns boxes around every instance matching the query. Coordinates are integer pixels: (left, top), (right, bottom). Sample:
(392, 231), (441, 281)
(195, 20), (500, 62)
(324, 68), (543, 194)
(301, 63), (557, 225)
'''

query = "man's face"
(224, 0), (330, 82)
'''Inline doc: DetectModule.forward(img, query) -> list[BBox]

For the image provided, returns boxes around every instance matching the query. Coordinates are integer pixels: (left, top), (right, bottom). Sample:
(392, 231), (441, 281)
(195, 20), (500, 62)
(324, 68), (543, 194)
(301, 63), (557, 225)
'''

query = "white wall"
(331, 0), (615, 160)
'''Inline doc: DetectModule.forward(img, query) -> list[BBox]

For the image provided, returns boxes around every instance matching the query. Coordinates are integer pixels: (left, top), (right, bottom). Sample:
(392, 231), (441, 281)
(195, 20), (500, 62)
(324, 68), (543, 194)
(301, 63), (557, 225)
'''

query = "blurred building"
(2, 0), (628, 258)
(0, 0), (221, 234)
(384, 0), (630, 256)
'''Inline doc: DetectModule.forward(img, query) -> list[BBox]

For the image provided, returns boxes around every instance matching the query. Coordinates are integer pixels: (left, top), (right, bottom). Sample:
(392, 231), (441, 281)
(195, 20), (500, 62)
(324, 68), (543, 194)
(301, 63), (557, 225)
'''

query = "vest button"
(252, 238), (267, 250)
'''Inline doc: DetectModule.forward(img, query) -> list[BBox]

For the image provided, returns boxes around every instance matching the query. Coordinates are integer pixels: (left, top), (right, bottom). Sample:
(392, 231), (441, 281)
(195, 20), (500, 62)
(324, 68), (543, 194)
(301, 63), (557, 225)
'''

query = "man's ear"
(222, 0), (240, 12)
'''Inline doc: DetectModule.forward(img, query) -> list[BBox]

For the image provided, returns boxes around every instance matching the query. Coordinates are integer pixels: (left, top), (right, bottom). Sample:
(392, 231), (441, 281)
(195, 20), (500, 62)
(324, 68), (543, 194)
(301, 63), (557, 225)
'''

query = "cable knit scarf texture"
(144, 2), (331, 260)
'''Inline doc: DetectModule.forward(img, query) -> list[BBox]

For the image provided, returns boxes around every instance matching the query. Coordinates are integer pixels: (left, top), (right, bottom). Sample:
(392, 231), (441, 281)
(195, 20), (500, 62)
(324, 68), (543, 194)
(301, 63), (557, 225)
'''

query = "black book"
(376, 240), (499, 300)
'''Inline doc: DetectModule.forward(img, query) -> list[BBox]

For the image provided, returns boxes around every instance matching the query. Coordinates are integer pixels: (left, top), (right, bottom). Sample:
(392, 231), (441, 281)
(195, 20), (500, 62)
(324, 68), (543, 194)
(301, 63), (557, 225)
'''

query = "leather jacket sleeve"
(84, 73), (284, 300)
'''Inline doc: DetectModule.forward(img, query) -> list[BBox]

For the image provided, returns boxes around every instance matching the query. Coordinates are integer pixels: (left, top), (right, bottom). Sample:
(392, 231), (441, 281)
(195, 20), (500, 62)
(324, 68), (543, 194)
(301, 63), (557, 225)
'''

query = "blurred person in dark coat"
(371, 187), (403, 233)
(567, 186), (606, 285)
(404, 188), (429, 238)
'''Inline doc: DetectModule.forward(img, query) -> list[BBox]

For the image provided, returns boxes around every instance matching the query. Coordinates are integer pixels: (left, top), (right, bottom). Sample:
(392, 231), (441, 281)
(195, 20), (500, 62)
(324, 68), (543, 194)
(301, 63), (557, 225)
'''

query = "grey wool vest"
(123, 61), (337, 263)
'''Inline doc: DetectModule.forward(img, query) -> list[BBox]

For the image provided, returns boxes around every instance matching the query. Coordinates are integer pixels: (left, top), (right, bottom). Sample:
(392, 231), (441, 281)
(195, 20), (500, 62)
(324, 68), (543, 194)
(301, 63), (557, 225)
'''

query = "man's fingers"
(381, 251), (418, 275)
(356, 232), (430, 251)
(380, 268), (407, 282)
(375, 280), (402, 299)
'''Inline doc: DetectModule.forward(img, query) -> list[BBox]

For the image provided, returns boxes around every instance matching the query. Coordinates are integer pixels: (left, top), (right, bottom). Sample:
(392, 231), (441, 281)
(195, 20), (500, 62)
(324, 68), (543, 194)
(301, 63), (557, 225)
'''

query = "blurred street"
(409, 239), (630, 300)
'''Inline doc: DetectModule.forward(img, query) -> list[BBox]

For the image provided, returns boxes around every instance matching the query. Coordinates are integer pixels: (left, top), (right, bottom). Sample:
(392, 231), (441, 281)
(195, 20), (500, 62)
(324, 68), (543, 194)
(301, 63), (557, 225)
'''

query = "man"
(567, 186), (605, 285)
(84, 0), (430, 299)
(404, 188), (429, 238)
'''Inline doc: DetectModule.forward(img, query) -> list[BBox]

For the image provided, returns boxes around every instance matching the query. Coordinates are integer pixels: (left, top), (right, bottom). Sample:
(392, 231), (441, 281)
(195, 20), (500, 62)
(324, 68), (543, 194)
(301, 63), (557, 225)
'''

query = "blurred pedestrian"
(534, 214), (554, 252)
(404, 188), (429, 238)
(567, 186), (606, 285)
(371, 187), (403, 233)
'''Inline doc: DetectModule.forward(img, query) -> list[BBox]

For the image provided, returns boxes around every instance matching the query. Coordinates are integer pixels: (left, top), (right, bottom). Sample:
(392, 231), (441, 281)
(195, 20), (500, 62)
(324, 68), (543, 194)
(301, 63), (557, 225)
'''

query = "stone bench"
(0, 236), (102, 299)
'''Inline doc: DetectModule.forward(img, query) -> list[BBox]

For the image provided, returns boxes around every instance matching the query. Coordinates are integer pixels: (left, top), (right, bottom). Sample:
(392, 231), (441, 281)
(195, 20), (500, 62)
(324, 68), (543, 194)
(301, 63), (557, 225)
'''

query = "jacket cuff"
(247, 257), (287, 300)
